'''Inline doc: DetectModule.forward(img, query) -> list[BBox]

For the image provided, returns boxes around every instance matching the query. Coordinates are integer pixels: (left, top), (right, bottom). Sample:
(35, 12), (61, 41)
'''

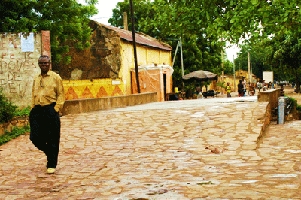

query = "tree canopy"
(2, 0), (300, 91)
(231, 1), (301, 90)
(109, 0), (301, 91)
(0, 0), (98, 66)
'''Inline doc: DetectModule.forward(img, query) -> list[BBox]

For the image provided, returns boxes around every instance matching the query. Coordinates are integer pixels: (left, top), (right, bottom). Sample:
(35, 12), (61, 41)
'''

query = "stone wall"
(257, 89), (281, 113)
(0, 31), (50, 108)
(256, 102), (271, 145)
(57, 21), (122, 80)
(0, 117), (29, 136)
(62, 92), (157, 115)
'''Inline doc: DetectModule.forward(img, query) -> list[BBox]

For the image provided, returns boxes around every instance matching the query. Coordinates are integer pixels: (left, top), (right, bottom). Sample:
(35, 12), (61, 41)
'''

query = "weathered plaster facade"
(0, 31), (50, 108)
(62, 21), (173, 101)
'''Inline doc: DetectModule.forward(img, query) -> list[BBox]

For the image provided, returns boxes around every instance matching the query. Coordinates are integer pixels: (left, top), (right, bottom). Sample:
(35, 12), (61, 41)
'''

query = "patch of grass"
(286, 96), (301, 111)
(0, 125), (30, 146)
(14, 106), (31, 117)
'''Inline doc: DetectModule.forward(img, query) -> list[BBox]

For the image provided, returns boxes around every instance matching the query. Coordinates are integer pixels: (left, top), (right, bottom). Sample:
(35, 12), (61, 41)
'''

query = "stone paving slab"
(1, 98), (301, 199)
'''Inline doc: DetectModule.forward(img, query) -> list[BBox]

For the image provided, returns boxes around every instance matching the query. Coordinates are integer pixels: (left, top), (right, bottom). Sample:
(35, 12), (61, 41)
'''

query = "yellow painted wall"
(119, 42), (133, 95)
(63, 79), (124, 100)
(120, 41), (173, 98)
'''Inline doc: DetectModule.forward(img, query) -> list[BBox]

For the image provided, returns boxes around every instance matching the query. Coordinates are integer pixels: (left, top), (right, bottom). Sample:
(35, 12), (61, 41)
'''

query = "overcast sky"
(90, 0), (122, 25)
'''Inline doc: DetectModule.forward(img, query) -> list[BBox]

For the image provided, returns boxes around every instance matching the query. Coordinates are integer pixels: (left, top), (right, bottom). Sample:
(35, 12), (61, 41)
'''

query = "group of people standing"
(225, 77), (247, 98)
(237, 78), (274, 97)
(237, 77), (254, 97)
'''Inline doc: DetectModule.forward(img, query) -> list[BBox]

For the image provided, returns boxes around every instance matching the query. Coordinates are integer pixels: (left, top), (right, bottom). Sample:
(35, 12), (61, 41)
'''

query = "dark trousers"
(29, 103), (61, 168)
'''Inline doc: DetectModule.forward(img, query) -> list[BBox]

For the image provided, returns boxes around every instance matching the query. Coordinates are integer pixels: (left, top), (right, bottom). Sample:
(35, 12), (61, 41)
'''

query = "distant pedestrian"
(257, 81), (262, 92)
(226, 82), (231, 97)
(249, 83), (255, 96)
(242, 77), (246, 96)
(263, 83), (267, 91)
(238, 80), (244, 97)
(29, 55), (65, 174)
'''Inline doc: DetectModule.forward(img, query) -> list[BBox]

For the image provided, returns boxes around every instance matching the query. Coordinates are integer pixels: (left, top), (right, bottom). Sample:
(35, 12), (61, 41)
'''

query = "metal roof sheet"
(93, 21), (172, 51)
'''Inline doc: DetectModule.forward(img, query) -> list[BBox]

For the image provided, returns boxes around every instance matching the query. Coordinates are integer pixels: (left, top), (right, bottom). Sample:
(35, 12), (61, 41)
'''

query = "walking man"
(29, 55), (65, 174)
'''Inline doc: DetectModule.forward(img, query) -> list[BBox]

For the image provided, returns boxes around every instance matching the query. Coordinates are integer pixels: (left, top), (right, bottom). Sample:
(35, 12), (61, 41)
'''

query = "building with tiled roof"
(62, 20), (173, 102)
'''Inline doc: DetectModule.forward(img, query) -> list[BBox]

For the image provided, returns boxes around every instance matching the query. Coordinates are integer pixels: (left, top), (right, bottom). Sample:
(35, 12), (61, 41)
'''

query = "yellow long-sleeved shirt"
(31, 71), (65, 112)
(226, 85), (231, 93)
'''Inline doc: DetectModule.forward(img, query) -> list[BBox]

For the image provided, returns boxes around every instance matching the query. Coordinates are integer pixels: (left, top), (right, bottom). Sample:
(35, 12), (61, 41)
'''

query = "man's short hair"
(38, 55), (50, 61)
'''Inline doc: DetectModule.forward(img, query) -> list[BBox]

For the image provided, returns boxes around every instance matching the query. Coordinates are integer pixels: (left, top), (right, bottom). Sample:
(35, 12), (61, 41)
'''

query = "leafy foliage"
(109, 0), (301, 91)
(14, 106), (31, 117)
(234, 42), (272, 81)
(0, 90), (17, 123)
(0, 125), (30, 146)
(0, 89), (31, 123)
(0, 0), (98, 67)
(0, 91), (30, 146)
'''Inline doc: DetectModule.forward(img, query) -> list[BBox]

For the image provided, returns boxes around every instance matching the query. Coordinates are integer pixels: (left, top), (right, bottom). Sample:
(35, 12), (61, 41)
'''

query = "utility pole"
(248, 51), (251, 84)
(233, 55), (236, 92)
(221, 50), (224, 81)
(180, 37), (184, 77)
(221, 49), (224, 94)
(172, 37), (184, 77)
(129, 0), (140, 93)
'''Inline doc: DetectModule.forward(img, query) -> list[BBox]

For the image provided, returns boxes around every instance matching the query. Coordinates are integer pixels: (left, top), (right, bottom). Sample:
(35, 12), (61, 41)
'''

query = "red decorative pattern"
(111, 86), (123, 96)
(96, 86), (108, 98)
(81, 87), (94, 99)
(65, 87), (78, 100)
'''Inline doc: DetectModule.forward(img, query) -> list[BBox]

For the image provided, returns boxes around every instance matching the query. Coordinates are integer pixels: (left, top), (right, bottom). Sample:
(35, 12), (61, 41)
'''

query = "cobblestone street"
(1, 96), (301, 199)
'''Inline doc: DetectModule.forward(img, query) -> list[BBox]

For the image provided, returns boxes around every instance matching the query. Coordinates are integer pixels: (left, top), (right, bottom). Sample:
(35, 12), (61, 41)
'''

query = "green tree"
(234, 42), (272, 81)
(109, 0), (225, 90)
(0, 0), (98, 66)
(266, 32), (301, 92)
(229, 1), (301, 91)
(110, 0), (301, 91)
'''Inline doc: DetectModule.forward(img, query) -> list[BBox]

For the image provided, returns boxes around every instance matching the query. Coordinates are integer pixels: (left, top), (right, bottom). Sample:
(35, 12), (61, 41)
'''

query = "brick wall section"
(41, 30), (51, 68)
